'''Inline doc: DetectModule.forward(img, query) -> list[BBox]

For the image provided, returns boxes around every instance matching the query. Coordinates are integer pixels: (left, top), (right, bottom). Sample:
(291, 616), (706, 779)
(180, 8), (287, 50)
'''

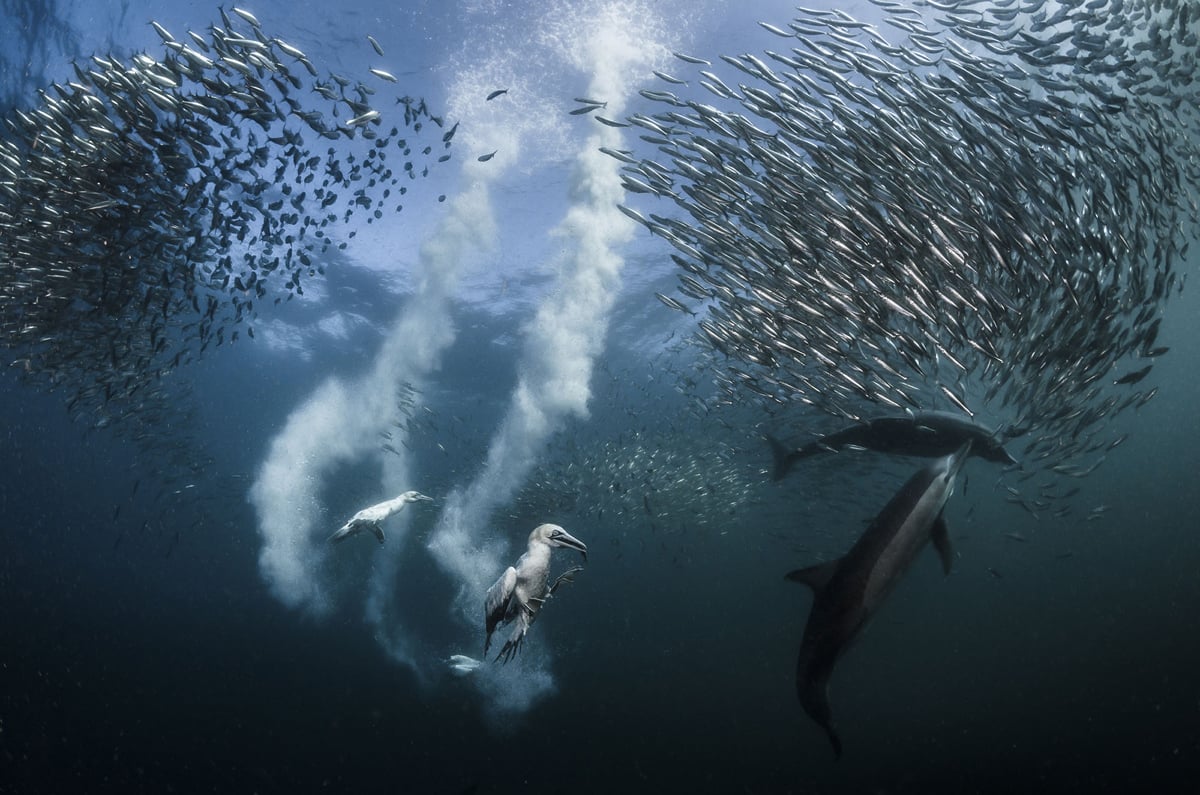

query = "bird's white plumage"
(483, 524), (587, 663)
(328, 490), (432, 544)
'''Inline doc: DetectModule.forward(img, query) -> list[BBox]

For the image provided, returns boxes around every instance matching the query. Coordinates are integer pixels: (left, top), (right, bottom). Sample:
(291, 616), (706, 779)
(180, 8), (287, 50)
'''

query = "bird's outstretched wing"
(484, 566), (517, 655)
(327, 518), (384, 544)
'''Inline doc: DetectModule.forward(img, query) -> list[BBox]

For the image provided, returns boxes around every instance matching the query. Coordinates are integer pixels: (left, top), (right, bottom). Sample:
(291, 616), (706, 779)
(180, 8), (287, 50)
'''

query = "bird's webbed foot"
(494, 633), (525, 664)
(549, 565), (584, 595)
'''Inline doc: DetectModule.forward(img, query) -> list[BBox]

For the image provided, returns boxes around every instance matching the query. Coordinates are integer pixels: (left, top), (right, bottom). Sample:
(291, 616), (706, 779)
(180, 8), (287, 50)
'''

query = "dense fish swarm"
(616, 0), (1197, 484)
(0, 8), (450, 434)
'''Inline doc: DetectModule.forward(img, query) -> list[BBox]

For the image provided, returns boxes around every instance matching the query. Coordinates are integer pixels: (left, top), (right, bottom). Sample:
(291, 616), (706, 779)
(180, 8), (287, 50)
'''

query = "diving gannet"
(484, 523), (587, 663)
(768, 410), (1017, 480)
(786, 441), (971, 757)
(328, 491), (433, 544)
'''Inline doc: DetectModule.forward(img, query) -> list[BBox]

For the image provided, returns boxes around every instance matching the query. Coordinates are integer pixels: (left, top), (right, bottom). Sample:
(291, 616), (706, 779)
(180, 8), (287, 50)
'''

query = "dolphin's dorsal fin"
(785, 559), (839, 591)
(931, 512), (954, 575)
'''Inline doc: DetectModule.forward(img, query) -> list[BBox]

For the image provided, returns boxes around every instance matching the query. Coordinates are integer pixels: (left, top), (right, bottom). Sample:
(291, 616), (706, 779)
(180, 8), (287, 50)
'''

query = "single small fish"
(367, 35), (384, 56)
(150, 21), (175, 43)
(655, 292), (696, 316)
(477, 150), (497, 162)
(346, 110), (381, 126)
(231, 7), (261, 27)
(1113, 364), (1152, 385)
(486, 88), (508, 101)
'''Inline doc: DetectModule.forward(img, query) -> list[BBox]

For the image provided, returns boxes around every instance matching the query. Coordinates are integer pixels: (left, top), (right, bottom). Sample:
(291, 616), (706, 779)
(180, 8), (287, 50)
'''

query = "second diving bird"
(328, 491), (433, 544)
(484, 523), (587, 663)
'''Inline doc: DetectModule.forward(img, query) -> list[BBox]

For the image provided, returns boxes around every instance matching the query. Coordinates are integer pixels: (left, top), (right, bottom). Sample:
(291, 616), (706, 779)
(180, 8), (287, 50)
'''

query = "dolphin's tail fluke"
(766, 434), (798, 481)
(825, 723), (843, 759)
(798, 672), (842, 759)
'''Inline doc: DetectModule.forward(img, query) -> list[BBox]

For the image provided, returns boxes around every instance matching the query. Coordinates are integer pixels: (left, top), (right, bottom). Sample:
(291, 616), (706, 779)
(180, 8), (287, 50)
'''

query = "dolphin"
(785, 441), (972, 757)
(484, 523), (587, 663)
(768, 410), (1016, 480)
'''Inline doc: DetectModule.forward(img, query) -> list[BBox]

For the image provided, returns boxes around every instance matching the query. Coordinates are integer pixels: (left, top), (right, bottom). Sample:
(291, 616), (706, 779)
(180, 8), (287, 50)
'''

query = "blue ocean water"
(3, 1), (1200, 792)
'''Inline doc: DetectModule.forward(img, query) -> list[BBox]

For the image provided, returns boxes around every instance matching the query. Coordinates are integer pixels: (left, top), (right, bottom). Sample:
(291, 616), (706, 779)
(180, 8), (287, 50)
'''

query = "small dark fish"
(477, 150), (497, 162)
(486, 89), (508, 101)
(595, 116), (630, 128)
(367, 35), (384, 56)
(1113, 364), (1152, 385)
(570, 105), (603, 115)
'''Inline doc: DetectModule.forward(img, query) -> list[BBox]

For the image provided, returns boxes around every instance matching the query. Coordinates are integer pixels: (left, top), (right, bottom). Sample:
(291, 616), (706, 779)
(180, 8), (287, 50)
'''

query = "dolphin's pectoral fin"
(370, 522), (385, 544)
(931, 512), (954, 575)
(549, 565), (584, 595)
(785, 559), (838, 592)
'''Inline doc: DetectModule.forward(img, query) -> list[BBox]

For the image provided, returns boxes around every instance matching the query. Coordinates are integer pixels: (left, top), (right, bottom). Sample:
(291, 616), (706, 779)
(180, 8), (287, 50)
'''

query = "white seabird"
(484, 523), (587, 663)
(328, 491), (433, 544)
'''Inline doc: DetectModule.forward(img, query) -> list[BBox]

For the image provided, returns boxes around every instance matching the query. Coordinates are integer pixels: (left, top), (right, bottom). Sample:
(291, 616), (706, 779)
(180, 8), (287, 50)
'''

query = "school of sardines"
(613, 0), (1198, 489)
(0, 6), (451, 434)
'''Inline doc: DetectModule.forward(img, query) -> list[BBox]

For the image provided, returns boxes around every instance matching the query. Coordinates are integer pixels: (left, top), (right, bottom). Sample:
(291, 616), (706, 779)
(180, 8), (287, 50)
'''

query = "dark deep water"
(3, 287), (1200, 794)
(4, 1), (1200, 793)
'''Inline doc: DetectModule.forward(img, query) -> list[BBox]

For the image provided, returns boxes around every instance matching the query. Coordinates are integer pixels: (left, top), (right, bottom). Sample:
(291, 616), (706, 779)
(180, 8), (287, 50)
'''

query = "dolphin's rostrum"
(484, 523), (587, 663)
(786, 441), (972, 757)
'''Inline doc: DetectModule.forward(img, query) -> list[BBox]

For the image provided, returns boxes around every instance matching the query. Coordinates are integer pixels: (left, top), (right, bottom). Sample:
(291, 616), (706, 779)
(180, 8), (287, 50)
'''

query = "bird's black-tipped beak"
(552, 529), (588, 561)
